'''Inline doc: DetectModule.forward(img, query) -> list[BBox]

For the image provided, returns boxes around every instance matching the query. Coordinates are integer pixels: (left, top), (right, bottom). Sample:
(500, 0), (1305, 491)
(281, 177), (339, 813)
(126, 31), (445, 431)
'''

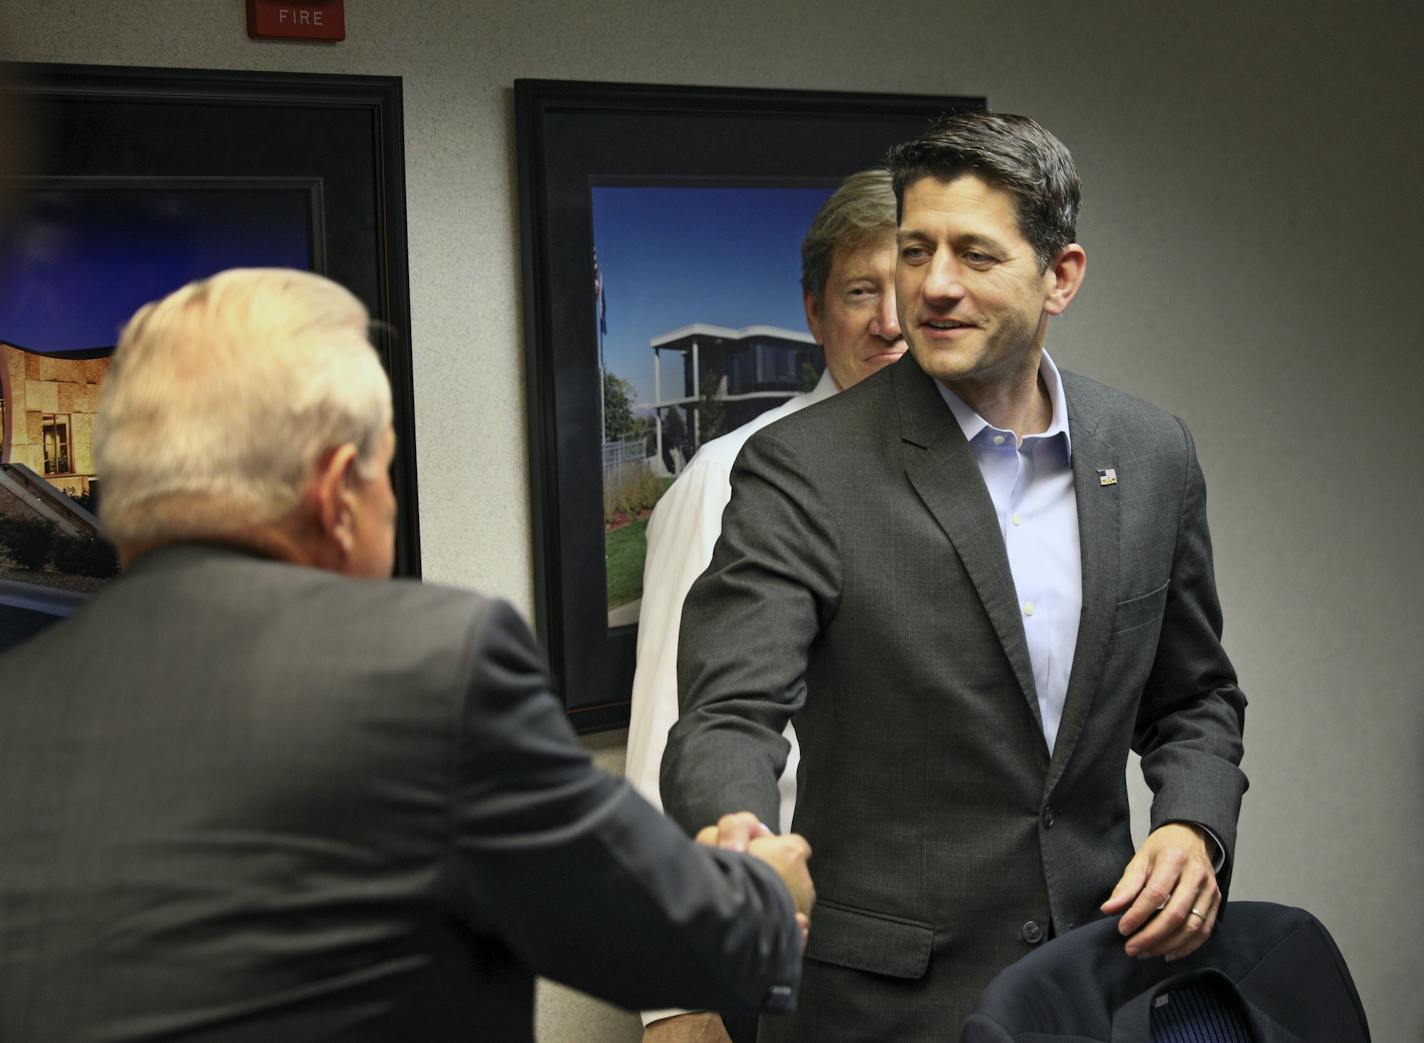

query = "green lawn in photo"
(605, 517), (649, 610)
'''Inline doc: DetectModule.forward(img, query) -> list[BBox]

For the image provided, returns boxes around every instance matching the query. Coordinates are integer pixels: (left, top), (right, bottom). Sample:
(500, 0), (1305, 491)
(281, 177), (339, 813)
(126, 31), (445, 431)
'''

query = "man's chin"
(907, 339), (972, 381)
(866, 349), (907, 371)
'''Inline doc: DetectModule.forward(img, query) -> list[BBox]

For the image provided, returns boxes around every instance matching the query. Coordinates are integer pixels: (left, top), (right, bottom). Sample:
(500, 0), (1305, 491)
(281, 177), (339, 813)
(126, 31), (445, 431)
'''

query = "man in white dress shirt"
(627, 170), (903, 1043)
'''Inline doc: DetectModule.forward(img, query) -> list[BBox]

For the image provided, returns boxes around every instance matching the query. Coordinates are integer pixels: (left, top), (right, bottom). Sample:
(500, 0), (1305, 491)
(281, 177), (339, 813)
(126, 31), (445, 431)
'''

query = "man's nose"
(871, 293), (902, 340)
(922, 254), (966, 302)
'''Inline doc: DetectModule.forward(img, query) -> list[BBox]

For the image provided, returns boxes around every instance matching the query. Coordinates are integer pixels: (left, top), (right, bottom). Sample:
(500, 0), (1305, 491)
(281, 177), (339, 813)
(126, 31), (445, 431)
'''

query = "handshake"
(696, 811), (815, 946)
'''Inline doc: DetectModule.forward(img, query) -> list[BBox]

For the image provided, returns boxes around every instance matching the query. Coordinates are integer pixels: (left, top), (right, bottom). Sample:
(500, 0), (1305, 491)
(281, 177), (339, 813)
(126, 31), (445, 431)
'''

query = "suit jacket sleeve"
(449, 599), (802, 1015)
(1134, 418), (1248, 892)
(662, 425), (838, 835)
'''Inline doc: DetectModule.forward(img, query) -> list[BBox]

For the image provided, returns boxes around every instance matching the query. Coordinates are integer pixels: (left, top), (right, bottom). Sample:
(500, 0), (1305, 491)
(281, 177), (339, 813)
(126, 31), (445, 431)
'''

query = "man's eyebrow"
(895, 228), (1008, 252)
(956, 232), (1009, 253)
(838, 269), (880, 283)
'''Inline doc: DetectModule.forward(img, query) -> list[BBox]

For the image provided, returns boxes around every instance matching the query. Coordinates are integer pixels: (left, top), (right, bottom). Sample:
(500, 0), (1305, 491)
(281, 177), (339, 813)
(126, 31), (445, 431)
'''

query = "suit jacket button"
(1042, 805), (1055, 829)
(1022, 920), (1045, 944)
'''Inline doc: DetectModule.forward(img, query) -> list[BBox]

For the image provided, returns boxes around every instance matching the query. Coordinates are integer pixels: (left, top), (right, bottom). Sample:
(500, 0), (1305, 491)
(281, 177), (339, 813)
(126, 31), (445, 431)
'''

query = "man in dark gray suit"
(0, 268), (813, 1042)
(663, 112), (1248, 1039)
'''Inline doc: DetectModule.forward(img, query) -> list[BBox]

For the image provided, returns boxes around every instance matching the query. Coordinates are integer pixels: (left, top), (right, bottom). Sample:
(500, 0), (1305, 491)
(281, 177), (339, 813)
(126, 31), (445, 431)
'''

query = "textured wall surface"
(3, 1), (1419, 1038)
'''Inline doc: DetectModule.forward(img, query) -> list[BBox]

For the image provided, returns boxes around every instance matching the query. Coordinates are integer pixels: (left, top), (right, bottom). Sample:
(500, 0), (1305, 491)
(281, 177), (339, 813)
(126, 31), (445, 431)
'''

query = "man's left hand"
(1100, 822), (1219, 961)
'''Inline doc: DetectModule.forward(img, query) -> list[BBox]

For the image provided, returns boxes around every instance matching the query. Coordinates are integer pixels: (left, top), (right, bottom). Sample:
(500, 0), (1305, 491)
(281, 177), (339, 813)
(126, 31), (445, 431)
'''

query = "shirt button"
(1042, 806), (1055, 829)
(1022, 920), (1045, 944)
(1023, 601), (1035, 617)
(1011, 512), (1022, 526)
(992, 434), (1006, 445)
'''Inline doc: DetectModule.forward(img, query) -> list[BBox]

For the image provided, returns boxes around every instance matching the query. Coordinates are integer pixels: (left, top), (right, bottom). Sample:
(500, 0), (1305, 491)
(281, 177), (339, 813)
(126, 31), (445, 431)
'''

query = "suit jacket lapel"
(1046, 385), (1119, 790)
(892, 356), (1045, 744)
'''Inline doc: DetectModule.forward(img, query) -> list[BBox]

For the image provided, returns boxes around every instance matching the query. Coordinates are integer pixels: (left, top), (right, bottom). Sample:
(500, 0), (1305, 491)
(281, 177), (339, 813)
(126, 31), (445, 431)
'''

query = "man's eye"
(900, 245), (928, 262)
(964, 251), (995, 265)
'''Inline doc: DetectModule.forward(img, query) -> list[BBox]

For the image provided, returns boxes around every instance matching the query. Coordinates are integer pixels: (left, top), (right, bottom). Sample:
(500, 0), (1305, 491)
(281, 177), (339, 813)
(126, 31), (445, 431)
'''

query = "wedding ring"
(1188, 907), (1205, 920)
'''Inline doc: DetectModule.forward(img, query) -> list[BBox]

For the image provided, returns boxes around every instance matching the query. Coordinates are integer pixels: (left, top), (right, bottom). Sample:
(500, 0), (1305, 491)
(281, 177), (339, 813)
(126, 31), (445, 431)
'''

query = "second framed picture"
(515, 79), (984, 731)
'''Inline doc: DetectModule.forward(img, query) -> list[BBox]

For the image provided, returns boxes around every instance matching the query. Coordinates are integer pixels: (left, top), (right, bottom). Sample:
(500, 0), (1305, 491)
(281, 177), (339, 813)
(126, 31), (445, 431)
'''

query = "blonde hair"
(800, 169), (897, 299)
(96, 268), (392, 546)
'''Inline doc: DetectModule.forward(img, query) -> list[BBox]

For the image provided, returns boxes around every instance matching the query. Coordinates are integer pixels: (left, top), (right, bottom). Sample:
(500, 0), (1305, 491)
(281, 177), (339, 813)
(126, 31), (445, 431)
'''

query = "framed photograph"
(0, 63), (417, 647)
(515, 79), (984, 731)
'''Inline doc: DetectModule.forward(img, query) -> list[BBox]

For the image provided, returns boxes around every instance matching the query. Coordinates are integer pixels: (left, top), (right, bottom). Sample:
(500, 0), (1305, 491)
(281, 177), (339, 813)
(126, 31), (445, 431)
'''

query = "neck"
(944, 350), (1052, 438)
(118, 520), (324, 571)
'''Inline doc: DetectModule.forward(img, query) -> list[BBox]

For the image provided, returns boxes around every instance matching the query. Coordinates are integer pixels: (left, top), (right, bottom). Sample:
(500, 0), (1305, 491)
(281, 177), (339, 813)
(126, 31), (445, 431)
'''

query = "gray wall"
(4, 1), (1419, 1039)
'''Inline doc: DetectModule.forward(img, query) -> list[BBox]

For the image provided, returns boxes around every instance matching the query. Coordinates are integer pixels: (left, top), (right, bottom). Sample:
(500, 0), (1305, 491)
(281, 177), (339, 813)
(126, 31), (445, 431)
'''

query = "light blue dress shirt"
(936, 353), (1223, 864)
(935, 351), (1080, 754)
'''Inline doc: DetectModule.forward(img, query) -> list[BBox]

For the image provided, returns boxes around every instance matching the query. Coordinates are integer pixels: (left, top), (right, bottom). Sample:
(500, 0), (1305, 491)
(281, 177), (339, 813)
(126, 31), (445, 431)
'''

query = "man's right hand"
(746, 833), (814, 923)
(695, 811), (773, 852)
(696, 812), (814, 943)
(642, 1011), (734, 1043)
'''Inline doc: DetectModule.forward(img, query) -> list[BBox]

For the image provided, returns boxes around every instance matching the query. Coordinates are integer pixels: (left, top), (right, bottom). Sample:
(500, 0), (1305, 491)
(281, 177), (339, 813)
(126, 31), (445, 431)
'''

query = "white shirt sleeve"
(626, 462), (733, 1030)
(625, 457), (734, 815)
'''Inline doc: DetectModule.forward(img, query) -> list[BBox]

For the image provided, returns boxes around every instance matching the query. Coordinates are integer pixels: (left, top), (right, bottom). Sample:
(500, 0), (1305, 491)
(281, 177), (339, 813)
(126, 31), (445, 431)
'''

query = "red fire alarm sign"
(246, 0), (346, 42)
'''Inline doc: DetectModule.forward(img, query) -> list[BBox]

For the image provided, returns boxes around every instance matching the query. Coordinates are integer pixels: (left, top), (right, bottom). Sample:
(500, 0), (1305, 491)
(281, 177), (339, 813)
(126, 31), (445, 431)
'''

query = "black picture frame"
(515, 79), (985, 732)
(2, 62), (419, 581)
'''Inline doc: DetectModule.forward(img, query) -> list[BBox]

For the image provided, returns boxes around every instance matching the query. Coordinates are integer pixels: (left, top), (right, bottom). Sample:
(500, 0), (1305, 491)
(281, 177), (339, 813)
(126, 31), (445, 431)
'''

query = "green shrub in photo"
(615, 470), (662, 518)
(0, 516), (58, 571)
(51, 533), (120, 578)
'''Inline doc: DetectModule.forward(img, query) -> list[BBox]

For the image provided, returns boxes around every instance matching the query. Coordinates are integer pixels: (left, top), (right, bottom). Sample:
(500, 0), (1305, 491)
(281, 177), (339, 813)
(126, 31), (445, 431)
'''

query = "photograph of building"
(0, 181), (315, 596)
(647, 322), (819, 471)
(1, 342), (108, 502)
(591, 184), (834, 623)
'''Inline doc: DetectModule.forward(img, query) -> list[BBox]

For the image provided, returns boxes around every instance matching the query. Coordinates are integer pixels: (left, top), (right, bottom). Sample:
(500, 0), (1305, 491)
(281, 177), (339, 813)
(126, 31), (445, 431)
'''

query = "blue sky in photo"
(0, 187), (313, 354)
(591, 184), (835, 409)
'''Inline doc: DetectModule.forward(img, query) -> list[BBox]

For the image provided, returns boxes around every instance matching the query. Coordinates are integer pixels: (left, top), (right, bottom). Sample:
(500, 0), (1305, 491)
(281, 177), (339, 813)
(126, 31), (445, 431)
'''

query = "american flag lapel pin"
(1097, 467), (1118, 487)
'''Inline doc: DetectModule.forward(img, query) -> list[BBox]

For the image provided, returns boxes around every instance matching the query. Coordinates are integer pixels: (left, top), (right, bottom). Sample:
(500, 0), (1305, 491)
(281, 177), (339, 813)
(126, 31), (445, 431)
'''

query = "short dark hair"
(800, 168), (896, 299)
(886, 111), (1080, 270)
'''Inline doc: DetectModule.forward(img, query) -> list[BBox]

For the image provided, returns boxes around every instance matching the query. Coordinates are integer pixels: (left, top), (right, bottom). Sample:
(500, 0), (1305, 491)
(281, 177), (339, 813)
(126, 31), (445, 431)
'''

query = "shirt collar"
(935, 350), (1073, 459)
(806, 366), (839, 405)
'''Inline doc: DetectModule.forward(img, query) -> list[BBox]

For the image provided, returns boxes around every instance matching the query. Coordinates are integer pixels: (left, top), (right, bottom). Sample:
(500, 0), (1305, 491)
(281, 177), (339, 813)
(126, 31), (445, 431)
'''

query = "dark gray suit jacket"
(0, 543), (801, 1042)
(663, 352), (1247, 1040)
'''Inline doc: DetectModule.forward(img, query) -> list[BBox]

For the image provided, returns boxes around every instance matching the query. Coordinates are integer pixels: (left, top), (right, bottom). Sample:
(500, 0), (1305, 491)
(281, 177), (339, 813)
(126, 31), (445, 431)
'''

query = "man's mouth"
(924, 318), (976, 331)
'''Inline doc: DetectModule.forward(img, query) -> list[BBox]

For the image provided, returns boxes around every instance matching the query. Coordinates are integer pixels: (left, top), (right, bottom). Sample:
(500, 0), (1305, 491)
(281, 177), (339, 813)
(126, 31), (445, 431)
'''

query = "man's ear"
(803, 291), (824, 344)
(308, 443), (361, 560)
(1043, 243), (1087, 316)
